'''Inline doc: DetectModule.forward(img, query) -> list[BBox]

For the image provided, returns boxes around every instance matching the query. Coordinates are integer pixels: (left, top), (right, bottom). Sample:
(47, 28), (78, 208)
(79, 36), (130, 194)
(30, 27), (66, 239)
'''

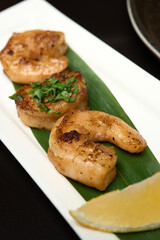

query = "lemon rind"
(70, 210), (160, 233)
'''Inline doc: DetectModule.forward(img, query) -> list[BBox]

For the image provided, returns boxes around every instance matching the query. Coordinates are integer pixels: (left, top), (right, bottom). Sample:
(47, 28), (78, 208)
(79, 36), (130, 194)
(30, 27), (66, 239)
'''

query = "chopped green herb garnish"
(38, 104), (61, 116)
(9, 93), (23, 101)
(28, 76), (79, 115)
(9, 76), (79, 115)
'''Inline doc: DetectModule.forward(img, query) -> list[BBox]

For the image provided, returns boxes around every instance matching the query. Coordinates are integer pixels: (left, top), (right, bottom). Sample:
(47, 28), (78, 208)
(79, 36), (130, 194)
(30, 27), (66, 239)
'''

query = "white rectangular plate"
(0, 1), (160, 240)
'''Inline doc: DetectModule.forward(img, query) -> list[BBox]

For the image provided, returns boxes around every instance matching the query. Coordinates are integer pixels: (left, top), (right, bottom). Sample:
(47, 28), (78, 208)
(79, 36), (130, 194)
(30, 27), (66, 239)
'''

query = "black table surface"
(0, 1), (159, 240)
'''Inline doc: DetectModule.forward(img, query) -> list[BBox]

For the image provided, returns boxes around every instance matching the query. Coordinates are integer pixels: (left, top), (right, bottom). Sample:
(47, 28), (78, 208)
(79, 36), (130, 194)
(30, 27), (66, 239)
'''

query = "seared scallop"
(14, 70), (88, 130)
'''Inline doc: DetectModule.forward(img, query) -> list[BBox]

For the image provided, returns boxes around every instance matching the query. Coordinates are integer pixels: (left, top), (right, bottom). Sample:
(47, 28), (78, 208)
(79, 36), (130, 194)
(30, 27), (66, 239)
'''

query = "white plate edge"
(0, 0), (160, 239)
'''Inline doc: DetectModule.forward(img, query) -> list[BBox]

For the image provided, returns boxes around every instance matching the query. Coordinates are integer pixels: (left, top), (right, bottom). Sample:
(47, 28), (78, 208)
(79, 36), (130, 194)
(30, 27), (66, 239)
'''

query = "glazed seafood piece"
(0, 30), (68, 83)
(13, 71), (88, 130)
(48, 110), (147, 190)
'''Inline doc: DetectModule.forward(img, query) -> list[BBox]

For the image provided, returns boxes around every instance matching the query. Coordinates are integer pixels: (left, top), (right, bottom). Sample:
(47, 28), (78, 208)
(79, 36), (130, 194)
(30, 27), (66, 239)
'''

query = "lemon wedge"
(70, 172), (160, 233)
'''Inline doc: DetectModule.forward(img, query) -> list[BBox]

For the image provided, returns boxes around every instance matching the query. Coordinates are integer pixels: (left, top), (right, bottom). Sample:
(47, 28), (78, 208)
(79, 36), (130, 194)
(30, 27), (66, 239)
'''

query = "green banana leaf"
(13, 47), (160, 240)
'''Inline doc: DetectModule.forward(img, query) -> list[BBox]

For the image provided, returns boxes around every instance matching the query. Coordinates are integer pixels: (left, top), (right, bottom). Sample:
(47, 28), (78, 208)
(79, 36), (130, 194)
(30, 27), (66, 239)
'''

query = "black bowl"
(127, 0), (160, 58)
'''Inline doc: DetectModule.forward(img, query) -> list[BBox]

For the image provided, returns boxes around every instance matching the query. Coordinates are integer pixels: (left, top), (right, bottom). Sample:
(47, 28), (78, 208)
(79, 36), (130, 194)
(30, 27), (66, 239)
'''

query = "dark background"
(0, 1), (159, 240)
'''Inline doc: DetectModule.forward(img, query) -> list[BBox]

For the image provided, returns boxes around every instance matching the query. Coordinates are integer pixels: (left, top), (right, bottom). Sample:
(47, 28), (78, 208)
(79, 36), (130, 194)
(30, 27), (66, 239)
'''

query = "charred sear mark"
(59, 114), (69, 128)
(7, 50), (14, 55)
(15, 98), (34, 111)
(82, 140), (94, 147)
(33, 58), (40, 61)
(62, 130), (81, 142)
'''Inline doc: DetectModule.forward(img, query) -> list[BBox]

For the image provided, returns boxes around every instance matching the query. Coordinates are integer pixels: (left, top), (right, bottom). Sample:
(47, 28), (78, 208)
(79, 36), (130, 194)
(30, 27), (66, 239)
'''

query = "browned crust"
(15, 70), (89, 130)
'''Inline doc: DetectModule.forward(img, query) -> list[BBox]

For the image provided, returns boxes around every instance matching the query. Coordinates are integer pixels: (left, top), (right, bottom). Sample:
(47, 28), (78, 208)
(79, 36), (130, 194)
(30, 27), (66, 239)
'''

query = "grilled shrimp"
(48, 110), (147, 190)
(0, 30), (68, 83)
(15, 71), (88, 130)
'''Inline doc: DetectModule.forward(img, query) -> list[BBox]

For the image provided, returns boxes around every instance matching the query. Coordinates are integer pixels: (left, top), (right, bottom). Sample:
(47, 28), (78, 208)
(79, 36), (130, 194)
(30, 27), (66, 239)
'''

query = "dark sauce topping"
(62, 130), (80, 142)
